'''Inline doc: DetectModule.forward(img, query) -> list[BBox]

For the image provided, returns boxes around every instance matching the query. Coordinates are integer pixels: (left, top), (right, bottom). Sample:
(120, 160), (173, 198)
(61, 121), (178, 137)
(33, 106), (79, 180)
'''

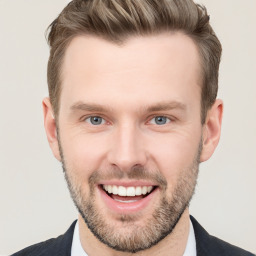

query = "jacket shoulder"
(11, 221), (77, 256)
(190, 216), (255, 256)
(11, 237), (62, 256)
(208, 234), (255, 256)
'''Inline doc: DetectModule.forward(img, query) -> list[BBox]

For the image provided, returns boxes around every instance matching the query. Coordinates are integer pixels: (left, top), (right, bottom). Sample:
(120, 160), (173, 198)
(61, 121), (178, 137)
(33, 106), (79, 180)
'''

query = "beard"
(59, 140), (201, 253)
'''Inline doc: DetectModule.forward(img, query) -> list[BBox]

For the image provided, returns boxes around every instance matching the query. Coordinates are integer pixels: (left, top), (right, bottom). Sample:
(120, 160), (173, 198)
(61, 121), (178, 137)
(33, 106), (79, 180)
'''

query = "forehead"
(60, 32), (201, 112)
(62, 32), (201, 79)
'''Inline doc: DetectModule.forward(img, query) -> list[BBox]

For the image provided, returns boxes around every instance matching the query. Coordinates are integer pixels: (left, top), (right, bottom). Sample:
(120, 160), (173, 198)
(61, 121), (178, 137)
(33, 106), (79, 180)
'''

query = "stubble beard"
(59, 140), (201, 253)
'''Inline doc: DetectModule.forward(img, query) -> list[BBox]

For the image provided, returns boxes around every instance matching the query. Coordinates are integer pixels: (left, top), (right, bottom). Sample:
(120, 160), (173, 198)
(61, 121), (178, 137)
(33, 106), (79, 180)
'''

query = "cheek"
(147, 133), (201, 182)
(60, 131), (109, 177)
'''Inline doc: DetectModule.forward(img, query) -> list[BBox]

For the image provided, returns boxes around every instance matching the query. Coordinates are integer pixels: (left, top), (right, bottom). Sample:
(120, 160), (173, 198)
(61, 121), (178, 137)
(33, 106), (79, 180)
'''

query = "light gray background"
(0, 0), (255, 255)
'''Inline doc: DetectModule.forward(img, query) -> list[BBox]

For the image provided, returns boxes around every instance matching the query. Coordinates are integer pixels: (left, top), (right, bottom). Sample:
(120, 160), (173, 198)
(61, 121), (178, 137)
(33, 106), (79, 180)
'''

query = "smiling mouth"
(100, 184), (157, 203)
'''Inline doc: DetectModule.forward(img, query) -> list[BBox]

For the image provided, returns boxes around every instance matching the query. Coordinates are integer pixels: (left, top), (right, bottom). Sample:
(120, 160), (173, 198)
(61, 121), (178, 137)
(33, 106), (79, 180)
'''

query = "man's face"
(55, 33), (204, 252)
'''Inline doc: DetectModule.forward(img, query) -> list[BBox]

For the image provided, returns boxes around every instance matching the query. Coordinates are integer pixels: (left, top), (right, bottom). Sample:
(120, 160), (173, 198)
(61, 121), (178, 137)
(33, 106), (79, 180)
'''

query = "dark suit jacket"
(11, 216), (255, 256)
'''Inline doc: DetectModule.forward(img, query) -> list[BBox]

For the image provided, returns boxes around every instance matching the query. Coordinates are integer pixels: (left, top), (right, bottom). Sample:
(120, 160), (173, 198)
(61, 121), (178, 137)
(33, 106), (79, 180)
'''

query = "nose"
(107, 124), (147, 172)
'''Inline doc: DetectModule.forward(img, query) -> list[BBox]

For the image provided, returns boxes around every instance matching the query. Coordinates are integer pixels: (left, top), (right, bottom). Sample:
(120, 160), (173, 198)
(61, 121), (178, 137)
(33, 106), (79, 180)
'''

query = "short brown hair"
(47, 0), (222, 123)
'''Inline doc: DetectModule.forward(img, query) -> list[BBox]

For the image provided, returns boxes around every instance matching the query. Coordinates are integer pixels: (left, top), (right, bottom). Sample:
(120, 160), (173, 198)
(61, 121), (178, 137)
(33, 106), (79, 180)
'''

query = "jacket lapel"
(190, 216), (216, 256)
(54, 220), (77, 256)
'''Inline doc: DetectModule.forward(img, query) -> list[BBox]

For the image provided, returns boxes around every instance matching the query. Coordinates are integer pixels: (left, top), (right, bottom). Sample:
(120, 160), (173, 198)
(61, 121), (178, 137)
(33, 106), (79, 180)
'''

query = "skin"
(43, 32), (223, 255)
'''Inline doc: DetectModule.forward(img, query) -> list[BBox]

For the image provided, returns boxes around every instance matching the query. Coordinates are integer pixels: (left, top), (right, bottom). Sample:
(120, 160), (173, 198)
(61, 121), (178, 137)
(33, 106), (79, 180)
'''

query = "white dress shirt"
(71, 220), (197, 256)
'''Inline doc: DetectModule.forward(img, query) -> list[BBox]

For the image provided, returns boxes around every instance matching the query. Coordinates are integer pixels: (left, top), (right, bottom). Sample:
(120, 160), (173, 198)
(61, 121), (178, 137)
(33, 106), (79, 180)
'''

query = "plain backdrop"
(0, 0), (255, 255)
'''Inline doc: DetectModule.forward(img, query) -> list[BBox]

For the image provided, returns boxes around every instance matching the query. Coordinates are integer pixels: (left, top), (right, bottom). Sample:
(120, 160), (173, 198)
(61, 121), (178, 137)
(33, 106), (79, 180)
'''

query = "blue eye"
(86, 116), (106, 125)
(150, 116), (170, 125)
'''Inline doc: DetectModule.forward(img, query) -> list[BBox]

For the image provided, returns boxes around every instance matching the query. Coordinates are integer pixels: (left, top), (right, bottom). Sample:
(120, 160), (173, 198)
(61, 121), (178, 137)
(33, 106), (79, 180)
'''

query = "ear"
(42, 97), (61, 161)
(200, 99), (223, 162)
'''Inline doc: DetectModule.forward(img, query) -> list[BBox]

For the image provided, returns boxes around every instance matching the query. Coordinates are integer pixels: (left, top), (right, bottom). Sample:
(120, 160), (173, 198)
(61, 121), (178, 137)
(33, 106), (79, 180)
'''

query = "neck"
(79, 208), (191, 256)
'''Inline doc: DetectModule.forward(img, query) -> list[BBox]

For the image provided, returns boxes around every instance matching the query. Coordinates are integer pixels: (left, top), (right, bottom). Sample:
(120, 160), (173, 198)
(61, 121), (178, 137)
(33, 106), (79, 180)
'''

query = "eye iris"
(90, 116), (102, 125)
(155, 116), (167, 125)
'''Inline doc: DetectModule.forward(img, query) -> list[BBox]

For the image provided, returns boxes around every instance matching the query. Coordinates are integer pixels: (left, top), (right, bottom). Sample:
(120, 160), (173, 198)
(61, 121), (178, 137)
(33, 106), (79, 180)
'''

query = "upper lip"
(99, 180), (158, 187)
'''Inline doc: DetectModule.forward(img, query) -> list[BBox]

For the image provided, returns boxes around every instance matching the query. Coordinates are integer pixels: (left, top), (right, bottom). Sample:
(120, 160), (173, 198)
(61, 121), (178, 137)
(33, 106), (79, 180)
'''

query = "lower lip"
(98, 186), (159, 214)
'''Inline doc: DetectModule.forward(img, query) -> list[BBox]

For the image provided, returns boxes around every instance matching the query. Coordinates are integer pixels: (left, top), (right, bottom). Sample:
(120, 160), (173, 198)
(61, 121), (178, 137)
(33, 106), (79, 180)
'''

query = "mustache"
(88, 166), (167, 189)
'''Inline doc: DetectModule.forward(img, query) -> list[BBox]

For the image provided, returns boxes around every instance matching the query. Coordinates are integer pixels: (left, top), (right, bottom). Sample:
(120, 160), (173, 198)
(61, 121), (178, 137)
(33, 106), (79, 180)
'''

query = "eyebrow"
(146, 101), (187, 112)
(70, 101), (187, 113)
(70, 102), (112, 112)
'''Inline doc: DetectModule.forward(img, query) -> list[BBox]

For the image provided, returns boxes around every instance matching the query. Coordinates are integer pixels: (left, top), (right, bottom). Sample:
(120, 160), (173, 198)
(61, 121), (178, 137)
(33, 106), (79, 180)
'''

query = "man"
(11, 0), (254, 255)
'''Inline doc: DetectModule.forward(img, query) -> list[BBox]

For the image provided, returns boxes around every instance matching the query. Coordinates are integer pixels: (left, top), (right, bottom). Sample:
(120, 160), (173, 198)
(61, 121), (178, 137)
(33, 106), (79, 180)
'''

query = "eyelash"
(82, 115), (173, 126)
(83, 116), (107, 125)
(148, 116), (171, 125)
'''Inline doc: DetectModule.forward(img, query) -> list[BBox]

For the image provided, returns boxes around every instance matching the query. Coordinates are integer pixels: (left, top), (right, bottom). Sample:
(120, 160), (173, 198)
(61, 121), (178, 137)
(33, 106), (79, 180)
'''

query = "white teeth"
(102, 185), (153, 197)
(127, 187), (136, 196)
(114, 199), (138, 203)
(135, 186), (142, 195)
(112, 185), (118, 195)
(118, 186), (127, 196)
(142, 186), (148, 195)
(107, 185), (112, 194)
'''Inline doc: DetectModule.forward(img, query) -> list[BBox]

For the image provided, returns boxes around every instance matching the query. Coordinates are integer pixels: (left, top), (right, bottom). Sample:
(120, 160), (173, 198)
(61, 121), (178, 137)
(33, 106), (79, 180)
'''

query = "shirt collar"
(71, 221), (88, 256)
(183, 219), (197, 256)
(71, 220), (197, 256)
